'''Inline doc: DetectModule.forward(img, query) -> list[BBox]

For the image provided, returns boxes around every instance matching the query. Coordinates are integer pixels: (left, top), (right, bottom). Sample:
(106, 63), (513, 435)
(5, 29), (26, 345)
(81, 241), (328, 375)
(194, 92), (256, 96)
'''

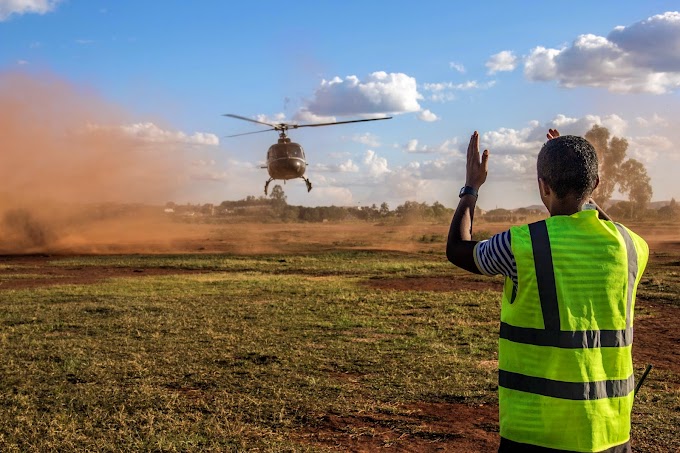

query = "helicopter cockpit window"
(289, 147), (303, 158)
(271, 146), (287, 158)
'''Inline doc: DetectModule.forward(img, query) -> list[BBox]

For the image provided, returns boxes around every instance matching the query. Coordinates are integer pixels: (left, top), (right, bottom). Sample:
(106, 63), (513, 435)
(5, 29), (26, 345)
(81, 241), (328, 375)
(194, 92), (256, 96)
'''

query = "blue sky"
(2, 1), (680, 208)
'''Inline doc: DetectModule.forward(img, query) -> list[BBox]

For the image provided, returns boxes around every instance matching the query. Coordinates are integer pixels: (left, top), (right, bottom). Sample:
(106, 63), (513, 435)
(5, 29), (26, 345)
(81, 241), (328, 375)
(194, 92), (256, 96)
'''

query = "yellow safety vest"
(499, 210), (648, 452)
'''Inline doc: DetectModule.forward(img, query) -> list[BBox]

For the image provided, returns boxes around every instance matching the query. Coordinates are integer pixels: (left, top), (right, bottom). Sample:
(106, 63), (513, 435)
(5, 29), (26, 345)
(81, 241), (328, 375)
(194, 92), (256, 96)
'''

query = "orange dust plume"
(0, 71), (198, 254)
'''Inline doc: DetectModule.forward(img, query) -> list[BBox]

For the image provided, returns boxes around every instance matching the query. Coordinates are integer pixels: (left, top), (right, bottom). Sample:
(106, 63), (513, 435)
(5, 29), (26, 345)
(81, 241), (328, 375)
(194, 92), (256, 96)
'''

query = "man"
(446, 129), (648, 452)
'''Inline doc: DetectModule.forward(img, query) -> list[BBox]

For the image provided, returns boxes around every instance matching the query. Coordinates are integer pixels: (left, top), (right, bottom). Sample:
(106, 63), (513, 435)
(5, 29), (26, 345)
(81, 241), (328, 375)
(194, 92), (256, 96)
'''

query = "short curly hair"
(537, 135), (599, 200)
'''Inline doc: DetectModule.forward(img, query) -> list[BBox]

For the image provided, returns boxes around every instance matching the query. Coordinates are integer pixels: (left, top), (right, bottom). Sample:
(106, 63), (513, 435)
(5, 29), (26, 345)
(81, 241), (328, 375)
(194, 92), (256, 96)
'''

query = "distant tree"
(608, 201), (634, 219)
(584, 125), (652, 212)
(618, 159), (652, 217)
(585, 125), (628, 205)
(379, 202), (390, 216)
(431, 201), (448, 220)
(658, 198), (679, 220)
(269, 185), (286, 203)
(396, 201), (428, 221)
(484, 208), (513, 222)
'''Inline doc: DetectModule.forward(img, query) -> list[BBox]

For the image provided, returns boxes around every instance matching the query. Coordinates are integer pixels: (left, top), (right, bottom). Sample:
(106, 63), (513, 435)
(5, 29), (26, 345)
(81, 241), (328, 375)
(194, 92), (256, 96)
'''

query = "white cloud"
(121, 122), (220, 146)
(292, 110), (336, 124)
(0, 0), (61, 20)
(480, 114), (629, 157)
(349, 132), (380, 147)
(627, 135), (673, 163)
(417, 109), (439, 122)
(449, 61), (466, 73)
(313, 159), (359, 173)
(423, 80), (496, 102)
(363, 150), (390, 177)
(255, 112), (287, 124)
(302, 71), (422, 117)
(486, 50), (518, 74)
(16, 59), (28, 65)
(305, 186), (354, 206)
(403, 137), (461, 155)
(635, 113), (668, 128)
(524, 11), (680, 93)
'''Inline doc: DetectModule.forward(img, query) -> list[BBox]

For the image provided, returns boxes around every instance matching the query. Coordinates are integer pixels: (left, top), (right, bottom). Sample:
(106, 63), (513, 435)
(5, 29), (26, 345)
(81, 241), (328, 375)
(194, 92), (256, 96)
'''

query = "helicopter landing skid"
(264, 177), (312, 195)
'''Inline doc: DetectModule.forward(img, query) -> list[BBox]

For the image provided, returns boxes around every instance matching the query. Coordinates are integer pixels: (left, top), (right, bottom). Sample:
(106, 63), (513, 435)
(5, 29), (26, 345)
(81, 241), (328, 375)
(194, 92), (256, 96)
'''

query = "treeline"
(608, 198), (679, 221)
(166, 191), (458, 223)
(165, 185), (550, 224)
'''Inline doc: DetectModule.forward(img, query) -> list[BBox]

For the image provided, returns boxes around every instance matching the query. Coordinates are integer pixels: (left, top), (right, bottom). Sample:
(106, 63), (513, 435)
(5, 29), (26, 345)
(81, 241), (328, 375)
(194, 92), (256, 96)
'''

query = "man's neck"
(547, 196), (584, 217)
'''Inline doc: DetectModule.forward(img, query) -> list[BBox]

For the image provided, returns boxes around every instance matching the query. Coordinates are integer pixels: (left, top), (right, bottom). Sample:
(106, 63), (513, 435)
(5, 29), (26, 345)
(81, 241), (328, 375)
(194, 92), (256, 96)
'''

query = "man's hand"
(547, 128), (560, 140)
(465, 131), (489, 190)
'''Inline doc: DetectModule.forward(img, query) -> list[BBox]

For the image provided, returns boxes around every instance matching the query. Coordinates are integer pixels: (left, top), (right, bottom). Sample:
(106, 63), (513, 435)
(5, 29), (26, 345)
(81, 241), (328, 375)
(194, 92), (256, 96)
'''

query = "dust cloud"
(0, 71), (200, 254)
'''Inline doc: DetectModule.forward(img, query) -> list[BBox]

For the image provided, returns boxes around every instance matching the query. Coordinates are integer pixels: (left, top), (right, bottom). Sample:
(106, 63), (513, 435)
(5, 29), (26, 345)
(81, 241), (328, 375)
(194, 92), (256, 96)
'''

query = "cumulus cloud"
(0, 0), (61, 20)
(627, 135), (674, 162)
(635, 113), (668, 128)
(404, 137), (461, 155)
(486, 50), (518, 74)
(349, 132), (381, 147)
(305, 186), (354, 206)
(301, 71), (421, 117)
(417, 109), (439, 122)
(480, 114), (628, 157)
(363, 150), (390, 177)
(255, 112), (287, 124)
(524, 11), (680, 93)
(423, 80), (496, 102)
(121, 122), (220, 146)
(293, 109), (337, 124)
(313, 159), (359, 173)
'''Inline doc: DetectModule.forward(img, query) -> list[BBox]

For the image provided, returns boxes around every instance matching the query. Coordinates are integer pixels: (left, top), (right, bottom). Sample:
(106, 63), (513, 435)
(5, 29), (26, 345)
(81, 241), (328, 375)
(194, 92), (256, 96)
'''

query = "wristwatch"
(459, 186), (478, 198)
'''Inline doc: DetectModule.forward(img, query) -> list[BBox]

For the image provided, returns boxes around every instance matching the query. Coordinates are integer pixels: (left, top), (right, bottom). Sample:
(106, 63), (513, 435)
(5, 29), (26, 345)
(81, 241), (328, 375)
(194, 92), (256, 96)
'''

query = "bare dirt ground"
(0, 221), (677, 452)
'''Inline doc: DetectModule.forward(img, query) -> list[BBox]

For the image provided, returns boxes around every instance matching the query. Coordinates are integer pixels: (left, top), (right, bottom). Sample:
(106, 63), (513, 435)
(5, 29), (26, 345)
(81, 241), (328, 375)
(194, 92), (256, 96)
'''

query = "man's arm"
(446, 131), (488, 273)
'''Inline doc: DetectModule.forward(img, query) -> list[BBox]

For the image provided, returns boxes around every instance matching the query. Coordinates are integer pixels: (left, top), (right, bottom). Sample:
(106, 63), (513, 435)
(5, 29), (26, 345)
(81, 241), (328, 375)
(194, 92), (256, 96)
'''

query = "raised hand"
(466, 131), (489, 190)
(547, 128), (560, 140)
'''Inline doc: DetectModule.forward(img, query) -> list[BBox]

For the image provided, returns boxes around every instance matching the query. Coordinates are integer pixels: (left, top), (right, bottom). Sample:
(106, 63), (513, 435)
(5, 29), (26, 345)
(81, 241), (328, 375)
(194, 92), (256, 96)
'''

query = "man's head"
(537, 135), (599, 206)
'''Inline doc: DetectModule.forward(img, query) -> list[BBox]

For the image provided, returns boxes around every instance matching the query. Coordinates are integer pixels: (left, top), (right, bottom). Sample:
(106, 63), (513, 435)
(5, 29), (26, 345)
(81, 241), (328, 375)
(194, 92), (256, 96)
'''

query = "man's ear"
(538, 178), (552, 198)
(593, 176), (600, 191)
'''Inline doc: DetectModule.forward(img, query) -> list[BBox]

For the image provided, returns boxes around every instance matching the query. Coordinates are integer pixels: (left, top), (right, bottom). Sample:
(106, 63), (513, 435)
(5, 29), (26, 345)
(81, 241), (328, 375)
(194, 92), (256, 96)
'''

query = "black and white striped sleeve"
(473, 230), (517, 286)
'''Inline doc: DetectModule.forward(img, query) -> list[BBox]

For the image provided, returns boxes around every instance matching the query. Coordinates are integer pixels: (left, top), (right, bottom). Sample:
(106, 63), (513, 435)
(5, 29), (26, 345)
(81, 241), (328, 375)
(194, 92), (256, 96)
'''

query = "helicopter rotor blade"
(222, 113), (278, 128)
(292, 116), (393, 129)
(225, 128), (277, 138)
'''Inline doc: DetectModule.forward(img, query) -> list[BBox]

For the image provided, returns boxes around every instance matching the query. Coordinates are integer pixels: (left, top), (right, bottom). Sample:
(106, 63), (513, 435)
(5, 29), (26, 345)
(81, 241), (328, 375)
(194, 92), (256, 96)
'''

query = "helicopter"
(223, 113), (392, 195)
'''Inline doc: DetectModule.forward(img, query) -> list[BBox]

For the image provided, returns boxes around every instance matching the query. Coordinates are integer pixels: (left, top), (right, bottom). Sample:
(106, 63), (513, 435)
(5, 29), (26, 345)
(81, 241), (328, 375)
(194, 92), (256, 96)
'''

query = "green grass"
(0, 251), (677, 451)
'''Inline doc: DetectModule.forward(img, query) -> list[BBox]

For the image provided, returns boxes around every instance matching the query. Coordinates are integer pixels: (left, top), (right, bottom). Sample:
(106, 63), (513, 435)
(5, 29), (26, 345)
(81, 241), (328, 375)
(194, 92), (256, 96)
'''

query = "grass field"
(0, 223), (678, 452)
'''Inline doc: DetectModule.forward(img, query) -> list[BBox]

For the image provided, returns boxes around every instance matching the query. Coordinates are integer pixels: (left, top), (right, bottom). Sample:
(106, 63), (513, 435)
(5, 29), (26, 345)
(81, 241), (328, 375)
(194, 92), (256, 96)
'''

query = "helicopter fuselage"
(266, 139), (307, 180)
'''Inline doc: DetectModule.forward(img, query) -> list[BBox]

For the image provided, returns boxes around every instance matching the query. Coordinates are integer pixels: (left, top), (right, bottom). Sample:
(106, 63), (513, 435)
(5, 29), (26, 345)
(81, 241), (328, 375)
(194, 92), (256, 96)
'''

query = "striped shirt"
(473, 230), (518, 286)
